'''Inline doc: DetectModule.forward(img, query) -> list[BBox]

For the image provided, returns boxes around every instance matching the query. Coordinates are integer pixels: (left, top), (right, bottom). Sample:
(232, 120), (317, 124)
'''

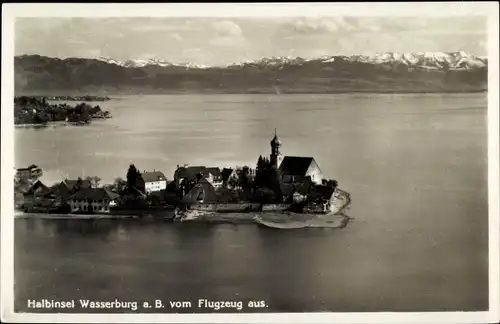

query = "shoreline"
(16, 90), (487, 96)
(14, 96), (112, 126)
(21, 95), (111, 102)
(14, 120), (109, 128)
(14, 211), (352, 229)
(15, 121), (77, 128)
(15, 212), (139, 220)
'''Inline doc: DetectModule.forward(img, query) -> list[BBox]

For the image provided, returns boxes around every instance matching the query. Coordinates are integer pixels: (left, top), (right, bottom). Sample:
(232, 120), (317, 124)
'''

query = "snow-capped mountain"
(342, 51), (487, 70)
(176, 62), (211, 69)
(97, 57), (173, 68)
(96, 57), (123, 66)
(15, 53), (488, 94)
(96, 52), (486, 71)
(230, 52), (487, 71)
(96, 57), (209, 69)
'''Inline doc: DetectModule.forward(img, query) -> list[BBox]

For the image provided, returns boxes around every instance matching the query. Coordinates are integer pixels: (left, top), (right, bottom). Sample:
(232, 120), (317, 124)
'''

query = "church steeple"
(270, 128), (281, 147)
(270, 128), (283, 168)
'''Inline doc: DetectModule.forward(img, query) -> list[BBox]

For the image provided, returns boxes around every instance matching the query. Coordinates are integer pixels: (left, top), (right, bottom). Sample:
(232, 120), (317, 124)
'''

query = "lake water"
(14, 93), (489, 312)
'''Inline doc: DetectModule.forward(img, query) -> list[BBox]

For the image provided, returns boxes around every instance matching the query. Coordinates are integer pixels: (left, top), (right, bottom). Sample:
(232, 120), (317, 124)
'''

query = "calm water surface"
(15, 93), (488, 312)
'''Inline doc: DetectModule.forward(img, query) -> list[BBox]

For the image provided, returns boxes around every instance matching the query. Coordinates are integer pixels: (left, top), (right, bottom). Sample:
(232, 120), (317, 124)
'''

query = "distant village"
(14, 131), (342, 216)
(14, 96), (111, 125)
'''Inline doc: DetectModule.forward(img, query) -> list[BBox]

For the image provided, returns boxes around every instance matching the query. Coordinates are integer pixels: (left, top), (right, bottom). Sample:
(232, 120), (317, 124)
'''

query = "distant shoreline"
(14, 96), (112, 126)
(13, 120), (110, 128)
(29, 95), (111, 102)
(15, 89), (487, 96)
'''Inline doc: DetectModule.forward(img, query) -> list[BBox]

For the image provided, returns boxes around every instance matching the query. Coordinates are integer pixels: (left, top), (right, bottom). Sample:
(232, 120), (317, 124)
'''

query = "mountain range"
(15, 52), (488, 94)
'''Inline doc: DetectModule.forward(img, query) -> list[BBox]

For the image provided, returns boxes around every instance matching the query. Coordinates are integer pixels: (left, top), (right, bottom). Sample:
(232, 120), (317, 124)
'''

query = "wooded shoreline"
(14, 96), (111, 125)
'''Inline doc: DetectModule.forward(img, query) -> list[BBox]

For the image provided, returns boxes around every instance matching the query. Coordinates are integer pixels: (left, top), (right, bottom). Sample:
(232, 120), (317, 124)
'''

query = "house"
(204, 167), (223, 188)
(174, 165), (223, 189)
(310, 185), (337, 202)
(280, 180), (313, 202)
(303, 185), (340, 213)
(15, 164), (43, 180)
(279, 156), (324, 185)
(220, 167), (256, 189)
(182, 181), (219, 204)
(141, 170), (167, 193)
(68, 188), (119, 214)
(49, 178), (92, 204)
(23, 180), (54, 211)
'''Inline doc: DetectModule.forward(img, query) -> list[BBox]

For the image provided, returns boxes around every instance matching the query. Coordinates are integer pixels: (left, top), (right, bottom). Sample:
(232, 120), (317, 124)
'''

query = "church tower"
(270, 128), (283, 168)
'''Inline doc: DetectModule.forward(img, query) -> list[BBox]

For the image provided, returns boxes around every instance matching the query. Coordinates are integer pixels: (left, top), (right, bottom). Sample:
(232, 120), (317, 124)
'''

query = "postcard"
(1, 2), (499, 324)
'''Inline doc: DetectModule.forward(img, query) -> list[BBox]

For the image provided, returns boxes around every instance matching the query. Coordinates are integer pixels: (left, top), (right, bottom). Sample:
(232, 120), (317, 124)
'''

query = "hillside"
(14, 53), (488, 94)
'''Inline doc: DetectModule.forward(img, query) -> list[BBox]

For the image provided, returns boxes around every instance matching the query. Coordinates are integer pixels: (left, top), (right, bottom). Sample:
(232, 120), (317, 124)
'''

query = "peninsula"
(14, 96), (111, 125)
(14, 132), (352, 227)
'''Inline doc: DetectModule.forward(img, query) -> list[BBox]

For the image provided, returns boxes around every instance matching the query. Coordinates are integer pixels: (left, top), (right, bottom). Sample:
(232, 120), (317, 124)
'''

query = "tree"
(254, 188), (276, 204)
(257, 155), (264, 169)
(254, 155), (267, 189)
(221, 168), (234, 188)
(126, 164), (139, 191)
(73, 103), (92, 123)
(269, 165), (283, 202)
(326, 179), (338, 188)
(106, 177), (127, 193)
(227, 171), (239, 189)
(135, 173), (146, 195)
(239, 166), (251, 191)
(72, 177), (84, 193)
(85, 176), (101, 188)
(114, 177), (126, 188)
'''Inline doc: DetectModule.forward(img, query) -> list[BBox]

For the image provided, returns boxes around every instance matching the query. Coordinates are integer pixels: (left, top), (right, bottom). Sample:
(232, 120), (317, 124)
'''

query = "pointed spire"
(271, 128), (281, 146)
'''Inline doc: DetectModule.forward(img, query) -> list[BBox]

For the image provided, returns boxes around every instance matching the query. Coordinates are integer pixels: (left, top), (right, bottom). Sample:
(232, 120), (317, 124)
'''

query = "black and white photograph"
(1, 3), (499, 323)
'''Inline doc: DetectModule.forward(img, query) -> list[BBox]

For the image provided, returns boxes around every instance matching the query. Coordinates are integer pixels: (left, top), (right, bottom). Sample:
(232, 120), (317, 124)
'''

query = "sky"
(15, 16), (487, 66)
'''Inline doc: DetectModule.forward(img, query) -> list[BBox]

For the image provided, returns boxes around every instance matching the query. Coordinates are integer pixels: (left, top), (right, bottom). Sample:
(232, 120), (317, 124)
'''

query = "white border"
(1, 2), (499, 324)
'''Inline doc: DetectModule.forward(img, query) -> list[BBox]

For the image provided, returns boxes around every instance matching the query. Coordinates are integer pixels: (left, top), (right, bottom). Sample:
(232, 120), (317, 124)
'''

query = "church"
(269, 130), (324, 186)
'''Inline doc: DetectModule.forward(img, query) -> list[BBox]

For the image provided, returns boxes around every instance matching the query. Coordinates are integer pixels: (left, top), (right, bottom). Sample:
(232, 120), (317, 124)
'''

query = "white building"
(203, 168), (223, 188)
(142, 171), (168, 193)
(15, 164), (43, 180)
(68, 188), (119, 214)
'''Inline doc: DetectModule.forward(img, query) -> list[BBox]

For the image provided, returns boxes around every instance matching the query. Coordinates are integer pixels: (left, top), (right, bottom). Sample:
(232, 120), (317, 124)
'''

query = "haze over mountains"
(15, 52), (488, 95)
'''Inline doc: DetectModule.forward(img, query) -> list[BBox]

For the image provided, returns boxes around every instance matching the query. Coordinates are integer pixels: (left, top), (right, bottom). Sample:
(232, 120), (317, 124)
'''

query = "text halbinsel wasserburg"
(27, 299), (139, 311)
